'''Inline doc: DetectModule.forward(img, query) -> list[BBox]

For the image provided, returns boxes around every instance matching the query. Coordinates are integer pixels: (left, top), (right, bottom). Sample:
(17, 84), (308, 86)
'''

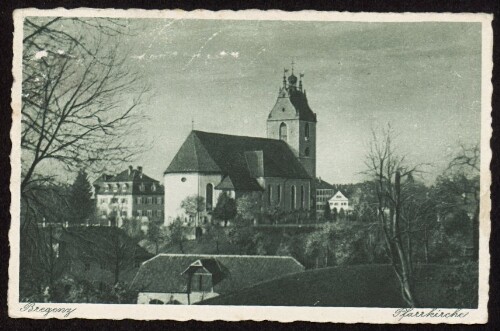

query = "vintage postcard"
(9, 9), (492, 323)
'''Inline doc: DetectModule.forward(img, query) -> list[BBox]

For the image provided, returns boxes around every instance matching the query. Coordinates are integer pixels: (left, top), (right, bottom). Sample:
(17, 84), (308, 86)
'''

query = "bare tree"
(437, 143), (480, 260)
(20, 17), (149, 299)
(21, 17), (148, 202)
(364, 125), (422, 307)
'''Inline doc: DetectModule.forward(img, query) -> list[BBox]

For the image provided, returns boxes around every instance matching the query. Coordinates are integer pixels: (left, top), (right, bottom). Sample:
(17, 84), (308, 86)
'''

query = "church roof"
(165, 131), (311, 191)
(268, 87), (317, 123)
(289, 89), (317, 122)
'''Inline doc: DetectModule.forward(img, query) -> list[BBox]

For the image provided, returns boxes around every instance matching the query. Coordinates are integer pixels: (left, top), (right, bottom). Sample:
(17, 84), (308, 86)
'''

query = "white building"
(328, 190), (352, 213)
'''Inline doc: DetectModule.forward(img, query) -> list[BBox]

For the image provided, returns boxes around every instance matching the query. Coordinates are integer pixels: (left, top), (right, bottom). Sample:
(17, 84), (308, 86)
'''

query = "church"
(164, 67), (317, 225)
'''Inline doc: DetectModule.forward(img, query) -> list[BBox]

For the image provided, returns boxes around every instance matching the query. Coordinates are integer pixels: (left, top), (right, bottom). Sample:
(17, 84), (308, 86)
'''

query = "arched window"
(206, 183), (213, 211)
(291, 185), (296, 210)
(304, 147), (310, 157)
(279, 122), (288, 142)
(268, 185), (272, 205)
(305, 123), (310, 139)
(300, 185), (305, 209)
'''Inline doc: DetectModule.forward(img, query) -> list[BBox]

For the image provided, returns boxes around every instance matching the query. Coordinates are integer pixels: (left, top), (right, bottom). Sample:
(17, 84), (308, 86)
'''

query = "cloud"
(131, 53), (146, 60)
(219, 51), (227, 57)
(230, 51), (239, 58)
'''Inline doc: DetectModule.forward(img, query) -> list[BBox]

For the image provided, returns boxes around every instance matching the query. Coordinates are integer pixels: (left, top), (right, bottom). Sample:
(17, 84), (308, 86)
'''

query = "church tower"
(267, 65), (317, 182)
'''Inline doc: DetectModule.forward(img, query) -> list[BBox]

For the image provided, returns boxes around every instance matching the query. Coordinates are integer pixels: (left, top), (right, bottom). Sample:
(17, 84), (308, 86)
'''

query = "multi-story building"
(315, 178), (335, 217)
(93, 166), (164, 226)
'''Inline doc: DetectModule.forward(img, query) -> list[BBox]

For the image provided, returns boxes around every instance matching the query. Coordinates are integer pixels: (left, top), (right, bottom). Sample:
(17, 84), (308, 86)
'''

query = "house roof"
(130, 254), (304, 295)
(330, 191), (348, 201)
(316, 178), (335, 190)
(93, 168), (164, 195)
(165, 131), (311, 191)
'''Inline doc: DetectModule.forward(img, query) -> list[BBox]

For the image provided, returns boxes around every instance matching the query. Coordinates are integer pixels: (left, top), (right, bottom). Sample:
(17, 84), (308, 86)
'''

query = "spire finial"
(291, 59), (295, 74)
(283, 67), (289, 88)
(191, 119), (194, 130)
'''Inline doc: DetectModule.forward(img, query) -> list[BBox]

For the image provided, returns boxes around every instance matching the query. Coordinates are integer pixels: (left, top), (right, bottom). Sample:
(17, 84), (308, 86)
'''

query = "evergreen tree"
(69, 170), (94, 224)
(323, 202), (332, 221)
(213, 192), (237, 227)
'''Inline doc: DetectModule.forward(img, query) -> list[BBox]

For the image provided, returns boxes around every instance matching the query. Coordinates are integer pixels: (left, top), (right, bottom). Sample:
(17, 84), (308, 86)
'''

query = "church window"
(268, 185), (272, 205)
(151, 183), (156, 192)
(301, 186), (305, 209)
(282, 107), (285, 112)
(122, 183), (128, 191)
(291, 185), (296, 210)
(181, 177), (187, 182)
(206, 184), (213, 211)
(305, 123), (310, 140)
(277, 185), (281, 203)
(279, 123), (288, 142)
(139, 183), (145, 192)
(305, 147), (310, 157)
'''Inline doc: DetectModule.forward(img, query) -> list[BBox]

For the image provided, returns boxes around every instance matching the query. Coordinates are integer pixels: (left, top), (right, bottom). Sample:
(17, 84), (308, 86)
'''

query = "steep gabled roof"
(289, 89), (317, 122)
(165, 131), (311, 191)
(330, 191), (348, 201)
(130, 254), (304, 294)
(165, 132), (221, 173)
(316, 178), (335, 190)
(268, 87), (317, 122)
(93, 168), (163, 195)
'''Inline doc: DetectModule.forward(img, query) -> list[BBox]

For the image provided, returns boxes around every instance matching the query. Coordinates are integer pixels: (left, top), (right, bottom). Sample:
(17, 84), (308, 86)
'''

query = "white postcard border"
(9, 8), (493, 324)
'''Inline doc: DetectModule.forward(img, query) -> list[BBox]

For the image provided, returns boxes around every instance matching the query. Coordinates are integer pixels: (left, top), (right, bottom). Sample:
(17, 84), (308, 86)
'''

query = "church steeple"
(267, 63), (317, 181)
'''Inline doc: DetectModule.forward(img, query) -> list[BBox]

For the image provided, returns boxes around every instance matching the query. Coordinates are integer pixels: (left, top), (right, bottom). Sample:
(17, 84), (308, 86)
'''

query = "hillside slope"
(200, 264), (477, 308)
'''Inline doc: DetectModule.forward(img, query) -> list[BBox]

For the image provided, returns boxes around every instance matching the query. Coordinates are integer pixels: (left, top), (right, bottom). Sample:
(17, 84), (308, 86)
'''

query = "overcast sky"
(107, 19), (481, 184)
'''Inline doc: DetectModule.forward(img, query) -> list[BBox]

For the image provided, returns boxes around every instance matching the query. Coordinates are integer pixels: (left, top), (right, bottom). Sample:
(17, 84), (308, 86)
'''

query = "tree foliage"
(323, 202), (332, 221)
(167, 218), (185, 253)
(236, 192), (262, 222)
(212, 192), (237, 226)
(180, 195), (205, 223)
(68, 169), (94, 224)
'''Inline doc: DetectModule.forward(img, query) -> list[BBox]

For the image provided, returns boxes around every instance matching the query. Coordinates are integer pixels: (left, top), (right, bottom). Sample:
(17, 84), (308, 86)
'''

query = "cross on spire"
(291, 59), (295, 74)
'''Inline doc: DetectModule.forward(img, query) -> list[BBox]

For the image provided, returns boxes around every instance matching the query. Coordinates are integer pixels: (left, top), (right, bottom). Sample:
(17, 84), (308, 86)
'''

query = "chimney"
(128, 165), (133, 176)
(137, 166), (143, 178)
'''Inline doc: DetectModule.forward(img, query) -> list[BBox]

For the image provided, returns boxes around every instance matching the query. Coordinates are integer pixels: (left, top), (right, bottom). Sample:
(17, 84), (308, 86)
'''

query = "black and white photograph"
(8, 9), (492, 323)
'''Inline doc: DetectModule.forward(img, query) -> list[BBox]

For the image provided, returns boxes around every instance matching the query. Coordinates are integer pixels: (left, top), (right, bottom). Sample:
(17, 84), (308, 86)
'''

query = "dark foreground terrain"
(200, 263), (478, 308)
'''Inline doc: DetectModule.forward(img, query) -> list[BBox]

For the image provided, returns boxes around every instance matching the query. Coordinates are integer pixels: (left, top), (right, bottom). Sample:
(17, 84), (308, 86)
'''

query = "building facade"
(93, 166), (164, 226)
(328, 190), (351, 213)
(315, 178), (335, 216)
(163, 67), (317, 225)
